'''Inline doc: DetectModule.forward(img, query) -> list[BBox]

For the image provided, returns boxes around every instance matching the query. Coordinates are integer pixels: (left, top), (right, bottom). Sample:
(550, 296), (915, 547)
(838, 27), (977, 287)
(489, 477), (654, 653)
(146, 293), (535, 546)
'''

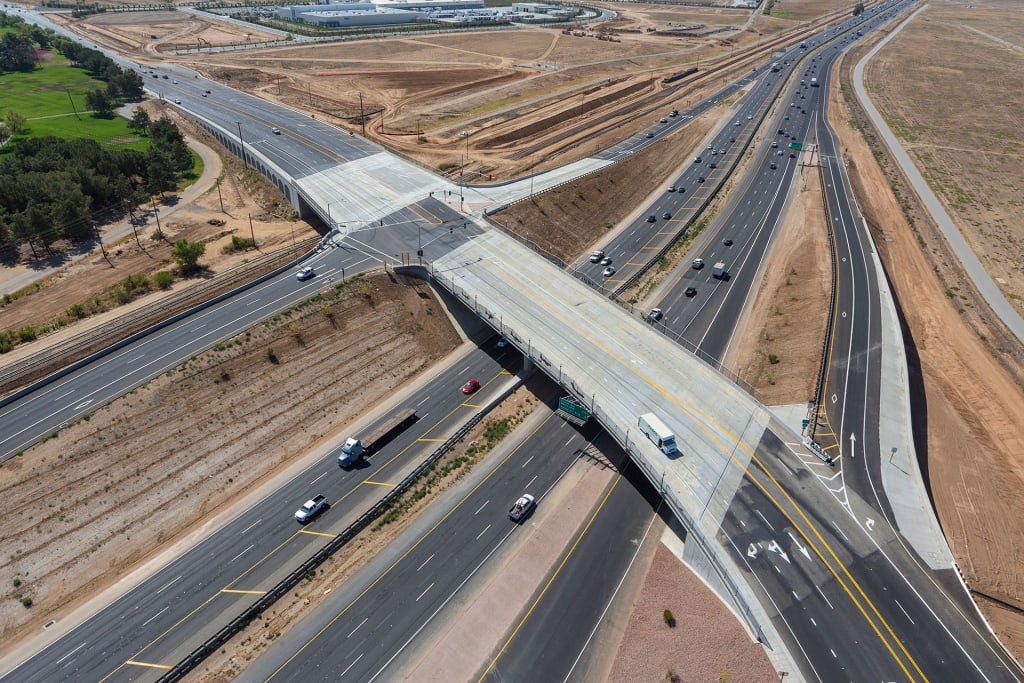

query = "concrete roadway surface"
(2, 347), (521, 683)
(245, 400), (614, 682)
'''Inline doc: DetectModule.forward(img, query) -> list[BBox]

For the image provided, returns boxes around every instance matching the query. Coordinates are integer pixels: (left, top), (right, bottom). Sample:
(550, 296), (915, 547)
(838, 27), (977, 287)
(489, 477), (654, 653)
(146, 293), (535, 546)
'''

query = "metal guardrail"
(159, 387), (511, 681)
(808, 159), (839, 446)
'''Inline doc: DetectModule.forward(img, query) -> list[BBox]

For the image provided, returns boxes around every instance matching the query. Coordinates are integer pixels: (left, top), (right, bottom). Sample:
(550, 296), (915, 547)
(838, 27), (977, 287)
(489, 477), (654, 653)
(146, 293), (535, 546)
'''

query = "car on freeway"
(692, 258), (704, 270)
(734, 120), (741, 126)
(770, 162), (777, 169)
(747, 115), (753, 120)
(789, 152), (796, 158)
(778, 150), (784, 156)
(684, 287), (697, 297)
(201, 93), (207, 97)
(723, 238), (734, 246)
(461, 379), (481, 394)
(602, 266), (616, 277)
(173, 98), (181, 104)
(272, 127), (281, 134)
(771, 141), (778, 148)
(649, 308), (663, 321)
(647, 215), (657, 223)
(662, 212), (672, 220)
(645, 132), (654, 138)
(296, 266), (315, 281)
(152, 73), (159, 79)
(508, 494), (535, 522)
(590, 249), (605, 263)
(698, 176), (706, 183)
(693, 156), (702, 163)
(205, 89), (211, 94)
(497, 336), (509, 348)
(172, 79), (178, 84)
(669, 109), (678, 117)
(719, 149), (726, 155)
(660, 117), (668, 123)
(709, 162), (717, 169)
(600, 256), (613, 266)
(706, 144), (714, 150)
(711, 150), (717, 156)
(667, 185), (676, 193)
(784, 115), (790, 120)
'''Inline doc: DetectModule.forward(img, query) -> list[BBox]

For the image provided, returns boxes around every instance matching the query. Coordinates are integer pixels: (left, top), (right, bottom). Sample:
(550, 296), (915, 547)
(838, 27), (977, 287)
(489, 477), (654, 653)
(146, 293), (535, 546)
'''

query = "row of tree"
(0, 117), (194, 254)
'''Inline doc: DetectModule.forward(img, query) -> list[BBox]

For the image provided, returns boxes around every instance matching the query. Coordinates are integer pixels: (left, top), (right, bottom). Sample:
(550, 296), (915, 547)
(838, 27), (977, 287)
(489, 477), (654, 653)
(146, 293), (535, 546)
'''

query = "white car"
(271, 127), (281, 135)
(589, 250), (605, 263)
(296, 266), (315, 281)
(602, 266), (616, 277)
(508, 494), (535, 522)
(692, 258), (705, 270)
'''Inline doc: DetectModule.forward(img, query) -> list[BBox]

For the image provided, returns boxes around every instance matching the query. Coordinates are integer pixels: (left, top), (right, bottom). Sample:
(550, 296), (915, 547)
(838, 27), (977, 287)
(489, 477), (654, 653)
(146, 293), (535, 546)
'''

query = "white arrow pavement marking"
(747, 543), (759, 559)
(788, 532), (812, 561)
(74, 399), (93, 411)
(866, 517), (875, 531)
(767, 540), (790, 564)
(849, 432), (856, 458)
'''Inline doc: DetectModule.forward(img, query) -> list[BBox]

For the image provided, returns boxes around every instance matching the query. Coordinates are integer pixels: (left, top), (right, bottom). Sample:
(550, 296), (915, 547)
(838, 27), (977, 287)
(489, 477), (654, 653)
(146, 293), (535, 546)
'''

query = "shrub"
(266, 347), (278, 363)
(66, 302), (87, 319)
(663, 609), (676, 627)
(0, 332), (13, 354)
(20, 596), (32, 608)
(12, 578), (20, 588)
(152, 271), (174, 290)
(768, 353), (779, 364)
(16, 326), (36, 343)
(150, 229), (164, 241)
(222, 235), (256, 253)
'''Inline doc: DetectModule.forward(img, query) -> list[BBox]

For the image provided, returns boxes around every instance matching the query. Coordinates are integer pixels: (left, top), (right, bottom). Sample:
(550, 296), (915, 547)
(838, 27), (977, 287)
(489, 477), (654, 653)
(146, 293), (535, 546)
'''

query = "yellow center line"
(221, 589), (268, 595)
(461, 401), (485, 408)
(124, 660), (172, 670)
(298, 529), (339, 538)
(477, 473), (625, 681)
(416, 437), (447, 442)
(265, 414), (559, 681)
(481, 257), (925, 681)
(361, 480), (397, 488)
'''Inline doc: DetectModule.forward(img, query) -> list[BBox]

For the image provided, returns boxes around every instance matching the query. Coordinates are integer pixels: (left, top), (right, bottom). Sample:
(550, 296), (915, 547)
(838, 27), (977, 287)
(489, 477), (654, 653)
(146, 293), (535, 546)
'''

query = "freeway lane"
(476, 456), (662, 683)
(720, 426), (1019, 681)
(0, 210), (480, 462)
(249, 402), (607, 682)
(3, 347), (515, 681)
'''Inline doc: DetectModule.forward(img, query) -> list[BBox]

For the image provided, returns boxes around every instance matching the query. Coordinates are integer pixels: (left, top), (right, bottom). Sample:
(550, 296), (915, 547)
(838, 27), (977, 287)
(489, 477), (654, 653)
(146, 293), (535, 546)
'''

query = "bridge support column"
(522, 355), (534, 375)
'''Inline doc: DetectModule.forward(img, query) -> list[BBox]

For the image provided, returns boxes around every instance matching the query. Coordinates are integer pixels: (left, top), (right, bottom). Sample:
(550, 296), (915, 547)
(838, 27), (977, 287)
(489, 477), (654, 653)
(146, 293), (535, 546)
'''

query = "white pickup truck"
(295, 494), (329, 523)
(508, 494), (536, 522)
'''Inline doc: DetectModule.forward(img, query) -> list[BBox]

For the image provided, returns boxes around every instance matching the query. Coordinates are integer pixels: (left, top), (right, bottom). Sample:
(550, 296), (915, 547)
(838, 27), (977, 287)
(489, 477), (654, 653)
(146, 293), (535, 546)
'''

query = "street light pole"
(236, 121), (248, 170)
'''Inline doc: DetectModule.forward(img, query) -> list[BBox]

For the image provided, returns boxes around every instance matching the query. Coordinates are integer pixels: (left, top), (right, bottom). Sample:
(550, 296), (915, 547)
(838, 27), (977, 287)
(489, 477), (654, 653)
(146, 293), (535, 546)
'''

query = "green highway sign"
(789, 141), (803, 150)
(558, 397), (590, 422)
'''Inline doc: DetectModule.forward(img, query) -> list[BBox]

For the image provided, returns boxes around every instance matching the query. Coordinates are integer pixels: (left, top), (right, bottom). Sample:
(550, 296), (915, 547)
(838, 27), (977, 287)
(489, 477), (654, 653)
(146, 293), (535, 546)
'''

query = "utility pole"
(248, 213), (258, 249)
(216, 182), (225, 213)
(359, 92), (366, 136)
(94, 223), (112, 267)
(459, 154), (465, 206)
(236, 121), (248, 170)
(125, 202), (143, 250)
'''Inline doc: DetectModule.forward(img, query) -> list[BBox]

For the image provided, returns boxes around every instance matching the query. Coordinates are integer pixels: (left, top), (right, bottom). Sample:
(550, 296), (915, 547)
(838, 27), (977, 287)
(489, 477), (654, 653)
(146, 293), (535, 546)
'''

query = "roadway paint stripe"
(155, 575), (182, 595)
(417, 554), (434, 572)
(141, 607), (168, 627)
(125, 660), (173, 670)
(54, 642), (87, 666)
(461, 402), (484, 408)
(475, 524), (491, 541)
(474, 500), (489, 515)
(340, 653), (363, 677)
(221, 589), (267, 595)
(230, 544), (254, 563)
(362, 480), (396, 488)
(241, 519), (262, 534)
(347, 617), (368, 638)
(816, 586), (834, 610)
(526, 474), (538, 490)
(416, 395), (432, 406)
(895, 600), (915, 624)
(521, 454), (535, 468)
(298, 529), (337, 538)
(416, 583), (434, 601)
(416, 438), (446, 442)
(755, 509), (775, 531)
(310, 471), (328, 485)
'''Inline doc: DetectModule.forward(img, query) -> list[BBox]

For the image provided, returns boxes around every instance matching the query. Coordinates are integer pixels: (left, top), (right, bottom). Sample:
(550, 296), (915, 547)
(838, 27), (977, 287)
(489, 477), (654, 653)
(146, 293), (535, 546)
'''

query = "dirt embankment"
(0, 271), (461, 648)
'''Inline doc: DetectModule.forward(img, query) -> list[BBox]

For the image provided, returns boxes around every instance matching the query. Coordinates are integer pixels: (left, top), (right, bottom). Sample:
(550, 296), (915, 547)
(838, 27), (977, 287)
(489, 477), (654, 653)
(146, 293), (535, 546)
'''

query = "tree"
(0, 31), (36, 72)
(853, 1), (865, 16)
(4, 111), (26, 136)
(129, 108), (151, 134)
(145, 154), (174, 194)
(84, 89), (114, 118)
(171, 239), (205, 274)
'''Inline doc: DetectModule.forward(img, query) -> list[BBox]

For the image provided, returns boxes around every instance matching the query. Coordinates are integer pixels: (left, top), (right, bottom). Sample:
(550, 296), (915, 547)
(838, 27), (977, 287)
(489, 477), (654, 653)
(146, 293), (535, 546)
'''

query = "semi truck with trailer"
(338, 407), (417, 468)
(638, 413), (679, 455)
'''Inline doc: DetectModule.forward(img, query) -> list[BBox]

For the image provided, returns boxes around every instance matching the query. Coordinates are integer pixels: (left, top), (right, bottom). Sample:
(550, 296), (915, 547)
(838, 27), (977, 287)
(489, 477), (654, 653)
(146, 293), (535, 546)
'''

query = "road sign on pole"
(557, 397), (590, 425)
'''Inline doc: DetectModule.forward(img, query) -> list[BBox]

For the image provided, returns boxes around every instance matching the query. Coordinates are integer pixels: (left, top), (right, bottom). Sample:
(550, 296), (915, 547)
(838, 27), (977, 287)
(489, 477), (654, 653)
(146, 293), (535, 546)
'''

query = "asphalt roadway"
(4, 2), (1019, 679)
(3, 345), (522, 683)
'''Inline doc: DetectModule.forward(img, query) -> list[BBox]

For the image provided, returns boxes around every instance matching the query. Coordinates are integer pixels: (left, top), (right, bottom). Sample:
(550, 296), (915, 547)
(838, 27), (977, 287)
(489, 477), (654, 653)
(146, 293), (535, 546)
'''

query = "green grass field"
(0, 52), (147, 150)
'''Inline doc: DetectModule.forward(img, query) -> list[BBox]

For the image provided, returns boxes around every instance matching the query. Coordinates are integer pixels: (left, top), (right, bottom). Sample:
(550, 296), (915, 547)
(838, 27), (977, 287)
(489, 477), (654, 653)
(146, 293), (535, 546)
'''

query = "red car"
(789, 152), (796, 158)
(461, 379), (480, 394)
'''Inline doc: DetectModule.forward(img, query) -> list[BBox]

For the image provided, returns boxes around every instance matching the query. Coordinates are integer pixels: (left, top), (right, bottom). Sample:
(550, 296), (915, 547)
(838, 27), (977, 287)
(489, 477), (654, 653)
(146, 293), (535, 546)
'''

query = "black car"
(662, 212), (672, 220)
(723, 238), (734, 246)
(698, 176), (706, 183)
(647, 215), (656, 223)
(685, 287), (697, 297)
